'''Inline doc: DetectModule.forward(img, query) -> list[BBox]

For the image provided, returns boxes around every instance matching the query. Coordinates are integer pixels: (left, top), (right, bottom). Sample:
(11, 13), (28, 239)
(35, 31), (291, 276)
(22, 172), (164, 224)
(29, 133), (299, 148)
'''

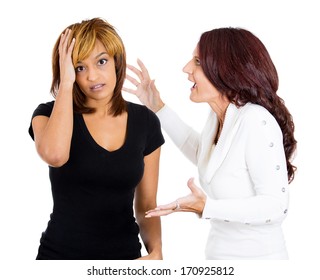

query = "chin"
(189, 94), (201, 103)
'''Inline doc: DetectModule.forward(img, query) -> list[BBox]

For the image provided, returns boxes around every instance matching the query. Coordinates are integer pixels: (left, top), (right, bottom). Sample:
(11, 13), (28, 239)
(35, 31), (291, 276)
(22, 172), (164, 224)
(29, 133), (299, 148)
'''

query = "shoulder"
(32, 100), (55, 118)
(36, 100), (55, 110)
(29, 101), (55, 141)
(239, 103), (282, 139)
(127, 101), (160, 122)
(241, 103), (278, 127)
(127, 101), (152, 114)
(241, 103), (271, 117)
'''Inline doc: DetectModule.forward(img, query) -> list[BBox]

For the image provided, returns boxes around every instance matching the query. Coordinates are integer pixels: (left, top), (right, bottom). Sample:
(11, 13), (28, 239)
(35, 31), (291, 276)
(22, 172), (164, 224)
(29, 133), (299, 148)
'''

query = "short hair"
(51, 17), (126, 116)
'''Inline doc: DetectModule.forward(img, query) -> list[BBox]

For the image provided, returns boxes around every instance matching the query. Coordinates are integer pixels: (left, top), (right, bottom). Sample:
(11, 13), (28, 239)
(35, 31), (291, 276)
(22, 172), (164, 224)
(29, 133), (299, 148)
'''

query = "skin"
(123, 46), (230, 218)
(32, 29), (162, 259)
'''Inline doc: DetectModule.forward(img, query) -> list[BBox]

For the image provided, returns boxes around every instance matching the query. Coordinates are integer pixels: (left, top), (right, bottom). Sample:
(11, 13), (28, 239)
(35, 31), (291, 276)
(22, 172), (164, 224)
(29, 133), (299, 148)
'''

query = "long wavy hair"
(51, 17), (127, 116)
(198, 27), (297, 183)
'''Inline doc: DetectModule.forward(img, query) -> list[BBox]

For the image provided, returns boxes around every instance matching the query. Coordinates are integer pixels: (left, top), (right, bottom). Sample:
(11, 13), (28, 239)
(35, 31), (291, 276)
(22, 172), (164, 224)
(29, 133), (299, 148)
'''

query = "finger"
(59, 29), (72, 55)
(187, 177), (198, 193)
(122, 86), (136, 95)
(145, 201), (179, 216)
(137, 59), (151, 80)
(126, 74), (140, 87)
(188, 177), (206, 199)
(59, 33), (66, 54)
(155, 201), (178, 211)
(145, 209), (174, 218)
(127, 64), (143, 81)
(67, 38), (75, 55)
(60, 29), (70, 47)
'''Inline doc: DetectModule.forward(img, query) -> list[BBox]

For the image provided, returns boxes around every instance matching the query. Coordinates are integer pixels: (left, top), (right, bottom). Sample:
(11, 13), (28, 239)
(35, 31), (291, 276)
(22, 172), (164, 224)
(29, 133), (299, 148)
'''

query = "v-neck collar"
(77, 102), (131, 154)
(199, 103), (246, 184)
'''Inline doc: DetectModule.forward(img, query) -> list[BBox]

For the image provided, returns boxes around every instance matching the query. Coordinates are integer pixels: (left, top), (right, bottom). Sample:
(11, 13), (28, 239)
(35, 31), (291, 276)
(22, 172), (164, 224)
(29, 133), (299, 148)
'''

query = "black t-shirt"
(29, 101), (164, 260)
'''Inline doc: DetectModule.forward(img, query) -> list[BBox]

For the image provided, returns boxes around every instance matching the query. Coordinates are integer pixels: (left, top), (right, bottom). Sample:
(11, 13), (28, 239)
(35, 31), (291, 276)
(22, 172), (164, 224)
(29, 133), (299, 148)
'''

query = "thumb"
(187, 177), (198, 193)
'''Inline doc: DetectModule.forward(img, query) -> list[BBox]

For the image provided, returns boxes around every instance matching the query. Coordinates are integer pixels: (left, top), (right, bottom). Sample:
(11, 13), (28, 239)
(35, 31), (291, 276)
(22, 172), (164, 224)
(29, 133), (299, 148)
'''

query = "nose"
(87, 67), (98, 81)
(182, 59), (192, 74)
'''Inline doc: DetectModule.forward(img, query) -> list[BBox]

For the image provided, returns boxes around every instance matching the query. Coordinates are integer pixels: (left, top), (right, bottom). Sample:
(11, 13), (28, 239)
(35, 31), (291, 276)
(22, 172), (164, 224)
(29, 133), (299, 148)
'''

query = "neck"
(85, 100), (113, 118)
(209, 100), (230, 124)
(209, 99), (230, 145)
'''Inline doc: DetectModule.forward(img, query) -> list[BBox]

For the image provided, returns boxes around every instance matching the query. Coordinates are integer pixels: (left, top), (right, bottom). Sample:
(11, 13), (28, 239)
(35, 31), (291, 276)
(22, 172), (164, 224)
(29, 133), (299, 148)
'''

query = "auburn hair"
(198, 27), (297, 183)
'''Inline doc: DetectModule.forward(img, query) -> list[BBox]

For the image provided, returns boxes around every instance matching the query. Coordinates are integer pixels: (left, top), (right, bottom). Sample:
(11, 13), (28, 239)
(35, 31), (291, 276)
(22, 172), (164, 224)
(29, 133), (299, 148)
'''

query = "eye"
(98, 58), (108, 66)
(75, 65), (85, 73)
(195, 57), (201, 66)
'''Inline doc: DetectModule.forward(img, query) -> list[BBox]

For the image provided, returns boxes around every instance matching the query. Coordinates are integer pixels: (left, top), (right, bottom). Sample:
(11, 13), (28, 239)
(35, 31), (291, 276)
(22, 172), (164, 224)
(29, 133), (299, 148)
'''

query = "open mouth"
(90, 84), (104, 90)
(192, 83), (197, 89)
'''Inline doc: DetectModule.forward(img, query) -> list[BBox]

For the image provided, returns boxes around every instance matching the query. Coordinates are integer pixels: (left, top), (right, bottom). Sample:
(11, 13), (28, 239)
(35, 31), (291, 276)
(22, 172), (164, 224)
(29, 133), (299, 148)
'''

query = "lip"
(90, 84), (105, 91)
(187, 77), (196, 91)
(189, 81), (197, 91)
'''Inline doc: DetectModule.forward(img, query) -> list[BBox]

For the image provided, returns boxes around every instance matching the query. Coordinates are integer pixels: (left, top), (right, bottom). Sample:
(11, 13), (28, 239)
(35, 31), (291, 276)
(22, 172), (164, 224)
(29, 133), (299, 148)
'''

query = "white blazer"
(157, 103), (289, 259)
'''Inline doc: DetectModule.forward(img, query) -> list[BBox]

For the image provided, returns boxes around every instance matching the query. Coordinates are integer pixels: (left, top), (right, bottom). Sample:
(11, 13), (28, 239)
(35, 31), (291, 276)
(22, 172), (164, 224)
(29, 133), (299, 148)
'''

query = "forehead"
(91, 40), (107, 53)
(76, 39), (110, 63)
(192, 45), (199, 56)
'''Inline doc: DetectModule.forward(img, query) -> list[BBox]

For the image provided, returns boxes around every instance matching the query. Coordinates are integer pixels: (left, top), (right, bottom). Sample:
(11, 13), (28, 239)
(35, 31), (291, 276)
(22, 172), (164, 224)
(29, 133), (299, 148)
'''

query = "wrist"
(197, 194), (207, 215)
(148, 249), (163, 260)
(59, 81), (74, 91)
(153, 100), (165, 113)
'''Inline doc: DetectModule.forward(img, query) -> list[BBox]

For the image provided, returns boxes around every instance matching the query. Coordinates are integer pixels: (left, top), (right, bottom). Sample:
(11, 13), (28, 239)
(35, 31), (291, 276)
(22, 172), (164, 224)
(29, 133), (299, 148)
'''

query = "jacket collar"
(199, 103), (246, 184)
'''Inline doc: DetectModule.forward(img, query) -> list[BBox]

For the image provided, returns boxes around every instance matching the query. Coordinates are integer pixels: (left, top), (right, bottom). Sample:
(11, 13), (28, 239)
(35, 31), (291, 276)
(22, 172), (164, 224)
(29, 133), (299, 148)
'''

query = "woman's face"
(75, 40), (117, 107)
(183, 46), (222, 104)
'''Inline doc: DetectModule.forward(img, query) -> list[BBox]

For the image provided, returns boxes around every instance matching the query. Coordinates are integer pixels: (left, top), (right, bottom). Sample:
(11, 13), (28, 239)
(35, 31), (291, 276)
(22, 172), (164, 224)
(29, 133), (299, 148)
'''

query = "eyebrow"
(95, 52), (109, 59)
(77, 52), (109, 64)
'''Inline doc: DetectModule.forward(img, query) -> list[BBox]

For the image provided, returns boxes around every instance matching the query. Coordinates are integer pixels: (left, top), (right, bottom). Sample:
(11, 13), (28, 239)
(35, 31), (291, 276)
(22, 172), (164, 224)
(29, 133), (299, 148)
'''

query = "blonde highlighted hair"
(51, 17), (127, 116)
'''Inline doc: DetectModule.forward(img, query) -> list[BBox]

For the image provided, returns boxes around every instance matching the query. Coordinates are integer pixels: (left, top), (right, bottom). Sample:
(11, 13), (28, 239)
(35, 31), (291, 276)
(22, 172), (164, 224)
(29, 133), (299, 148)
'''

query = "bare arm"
(135, 147), (162, 260)
(32, 29), (75, 167)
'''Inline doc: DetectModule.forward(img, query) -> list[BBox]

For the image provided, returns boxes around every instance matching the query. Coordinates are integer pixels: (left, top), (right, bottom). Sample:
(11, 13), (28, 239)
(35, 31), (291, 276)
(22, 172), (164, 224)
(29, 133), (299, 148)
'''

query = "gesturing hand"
(58, 28), (76, 86)
(145, 178), (207, 218)
(123, 59), (164, 113)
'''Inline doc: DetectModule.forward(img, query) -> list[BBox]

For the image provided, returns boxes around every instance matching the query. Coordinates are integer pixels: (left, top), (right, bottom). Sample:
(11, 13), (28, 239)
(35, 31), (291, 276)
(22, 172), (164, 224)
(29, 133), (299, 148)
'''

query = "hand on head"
(58, 29), (76, 86)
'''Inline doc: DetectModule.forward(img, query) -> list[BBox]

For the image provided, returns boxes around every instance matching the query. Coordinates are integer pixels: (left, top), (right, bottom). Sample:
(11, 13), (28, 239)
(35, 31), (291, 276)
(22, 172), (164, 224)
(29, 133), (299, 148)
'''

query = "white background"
(0, 0), (319, 279)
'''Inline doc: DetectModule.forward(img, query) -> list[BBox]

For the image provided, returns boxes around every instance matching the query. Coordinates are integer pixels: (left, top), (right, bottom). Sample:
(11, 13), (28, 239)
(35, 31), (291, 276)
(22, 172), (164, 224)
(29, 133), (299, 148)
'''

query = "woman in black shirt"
(29, 18), (164, 260)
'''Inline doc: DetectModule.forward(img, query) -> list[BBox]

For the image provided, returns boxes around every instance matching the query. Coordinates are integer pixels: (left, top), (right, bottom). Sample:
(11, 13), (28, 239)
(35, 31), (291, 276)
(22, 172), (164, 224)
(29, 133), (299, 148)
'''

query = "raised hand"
(58, 28), (76, 87)
(145, 178), (207, 218)
(123, 59), (164, 113)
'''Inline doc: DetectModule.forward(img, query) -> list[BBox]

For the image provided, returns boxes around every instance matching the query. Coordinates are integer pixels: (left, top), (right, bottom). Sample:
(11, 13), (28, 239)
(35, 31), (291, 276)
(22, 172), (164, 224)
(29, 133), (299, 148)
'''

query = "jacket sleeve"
(201, 109), (289, 225)
(156, 105), (200, 165)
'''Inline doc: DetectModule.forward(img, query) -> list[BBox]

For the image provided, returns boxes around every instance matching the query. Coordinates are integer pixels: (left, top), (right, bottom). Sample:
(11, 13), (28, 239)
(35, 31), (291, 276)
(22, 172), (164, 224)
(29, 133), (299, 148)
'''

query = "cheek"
(75, 75), (84, 87)
(104, 68), (117, 83)
(197, 79), (210, 94)
(194, 83), (218, 102)
(75, 77), (87, 94)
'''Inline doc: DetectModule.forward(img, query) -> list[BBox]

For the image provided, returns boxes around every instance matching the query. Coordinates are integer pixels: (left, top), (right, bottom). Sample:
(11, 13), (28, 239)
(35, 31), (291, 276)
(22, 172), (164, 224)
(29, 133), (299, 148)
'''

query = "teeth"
(192, 83), (197, 88)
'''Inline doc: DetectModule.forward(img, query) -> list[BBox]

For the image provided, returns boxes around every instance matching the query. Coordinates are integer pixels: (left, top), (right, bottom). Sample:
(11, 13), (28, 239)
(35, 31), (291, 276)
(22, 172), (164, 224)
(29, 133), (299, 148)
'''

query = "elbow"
(37, 145), (69, 167)
(47, 155), (69, 167)
(270, 194), (289, 223)
(258, 196), (289, 225)
(42, 152), (69, 167)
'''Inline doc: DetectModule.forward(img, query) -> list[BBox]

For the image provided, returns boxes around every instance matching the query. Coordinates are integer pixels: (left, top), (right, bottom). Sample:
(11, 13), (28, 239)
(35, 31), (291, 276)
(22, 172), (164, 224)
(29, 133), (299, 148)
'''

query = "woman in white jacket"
(124, 27), (297, 259)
